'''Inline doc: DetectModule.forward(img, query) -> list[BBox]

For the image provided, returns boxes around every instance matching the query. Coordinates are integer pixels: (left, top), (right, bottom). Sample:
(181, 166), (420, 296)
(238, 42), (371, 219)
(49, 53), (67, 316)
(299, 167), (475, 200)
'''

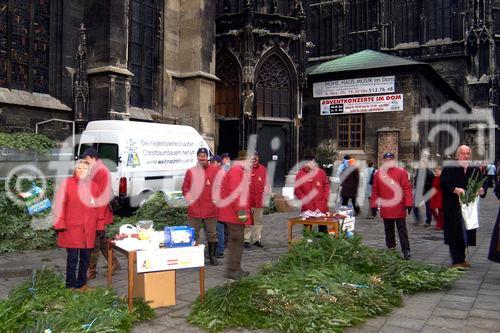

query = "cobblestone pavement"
(0, 193), (499, 333)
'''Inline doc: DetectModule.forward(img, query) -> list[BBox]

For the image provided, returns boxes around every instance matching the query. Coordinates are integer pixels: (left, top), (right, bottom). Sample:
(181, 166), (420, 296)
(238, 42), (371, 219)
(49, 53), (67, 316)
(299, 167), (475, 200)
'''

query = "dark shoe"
(403, 252), (412, 260)
(451, 263), (469, 270)
(225, 270), (249, 280)
(216, 252), (224, 259)
(244, 242), (251, 249)
(424, 223), (430, 227)
(461, 260), (471, 268)
(253, 241), (264, 248)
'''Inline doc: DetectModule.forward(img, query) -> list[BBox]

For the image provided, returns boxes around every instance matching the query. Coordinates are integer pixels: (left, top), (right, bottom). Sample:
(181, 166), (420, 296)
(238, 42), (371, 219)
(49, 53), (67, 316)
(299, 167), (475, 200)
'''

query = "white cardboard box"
(136, 245), (205, 273)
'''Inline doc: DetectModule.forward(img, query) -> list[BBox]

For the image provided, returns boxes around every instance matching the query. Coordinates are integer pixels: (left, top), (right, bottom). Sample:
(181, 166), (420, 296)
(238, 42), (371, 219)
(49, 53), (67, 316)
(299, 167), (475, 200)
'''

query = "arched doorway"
(215, 52), (241, 158)
(255, 52), (295, 186)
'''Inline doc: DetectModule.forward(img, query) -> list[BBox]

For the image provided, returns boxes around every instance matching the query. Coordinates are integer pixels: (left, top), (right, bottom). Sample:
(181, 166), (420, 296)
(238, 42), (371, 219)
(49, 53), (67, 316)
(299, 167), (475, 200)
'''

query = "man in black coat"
(440, 145), (486, 269)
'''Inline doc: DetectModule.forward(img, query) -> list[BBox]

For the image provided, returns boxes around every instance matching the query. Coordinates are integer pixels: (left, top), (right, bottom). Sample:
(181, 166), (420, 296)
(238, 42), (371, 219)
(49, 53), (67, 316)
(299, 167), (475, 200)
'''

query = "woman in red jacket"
(53, 160), (100, 291)
(294, 155), (330, 232)
(430, 167), (444, 230)
(216, 150), (253, 280)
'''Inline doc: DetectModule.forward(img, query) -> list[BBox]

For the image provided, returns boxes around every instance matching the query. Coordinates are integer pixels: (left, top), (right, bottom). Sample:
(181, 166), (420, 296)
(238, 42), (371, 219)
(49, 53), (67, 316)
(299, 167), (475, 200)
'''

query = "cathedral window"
(215, 53), (240, 118)
(128, 0), (162, 109)
(0, 0), (50, 93)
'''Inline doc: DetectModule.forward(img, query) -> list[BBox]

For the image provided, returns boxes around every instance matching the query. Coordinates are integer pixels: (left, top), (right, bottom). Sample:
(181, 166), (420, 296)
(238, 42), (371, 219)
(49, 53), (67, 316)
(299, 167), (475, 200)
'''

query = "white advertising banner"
(136, 245), (205, 273)
(313, 76), (395, 98)
(320, 94), (404, 115)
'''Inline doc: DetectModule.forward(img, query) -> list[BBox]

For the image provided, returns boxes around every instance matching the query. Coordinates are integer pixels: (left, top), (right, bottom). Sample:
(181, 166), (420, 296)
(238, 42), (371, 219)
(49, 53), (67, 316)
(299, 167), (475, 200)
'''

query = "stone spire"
(74, 23), (89, 131)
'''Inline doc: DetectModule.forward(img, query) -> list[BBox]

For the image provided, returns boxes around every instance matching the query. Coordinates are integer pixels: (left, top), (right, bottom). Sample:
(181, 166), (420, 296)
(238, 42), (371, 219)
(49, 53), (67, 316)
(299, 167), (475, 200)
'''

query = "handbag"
(460, 198), (479, 230)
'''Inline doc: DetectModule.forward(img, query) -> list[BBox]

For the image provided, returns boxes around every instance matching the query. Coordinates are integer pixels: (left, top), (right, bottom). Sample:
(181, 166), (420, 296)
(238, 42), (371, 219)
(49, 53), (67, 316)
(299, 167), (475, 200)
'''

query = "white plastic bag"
(461, 198), (479, 230)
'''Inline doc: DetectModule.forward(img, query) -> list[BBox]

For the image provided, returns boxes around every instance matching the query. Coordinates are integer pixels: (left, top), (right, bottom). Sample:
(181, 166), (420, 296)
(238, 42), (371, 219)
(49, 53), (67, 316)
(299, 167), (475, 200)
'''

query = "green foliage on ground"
(0, 268), (154, 332)
(107, 192), (188, 237)
(189, 234), (462, 333)
(0, 178), (55, 253)
(263, 195), (277, 215)
(0, 132), (56, 154)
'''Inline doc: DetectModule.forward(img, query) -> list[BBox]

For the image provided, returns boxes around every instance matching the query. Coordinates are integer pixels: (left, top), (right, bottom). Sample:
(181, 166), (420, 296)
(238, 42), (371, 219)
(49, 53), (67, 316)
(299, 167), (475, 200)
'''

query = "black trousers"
(226, 223), (245, 274)
(383, 219), (410, 254)
(341, 196), (360, 214)
(66, 248), (92, 289)
(449, 242), (466, 264)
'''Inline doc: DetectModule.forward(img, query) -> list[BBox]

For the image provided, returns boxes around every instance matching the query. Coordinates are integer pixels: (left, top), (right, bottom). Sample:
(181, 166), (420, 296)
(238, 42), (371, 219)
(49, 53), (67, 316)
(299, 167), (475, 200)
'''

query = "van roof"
(85, 120), (200, 134)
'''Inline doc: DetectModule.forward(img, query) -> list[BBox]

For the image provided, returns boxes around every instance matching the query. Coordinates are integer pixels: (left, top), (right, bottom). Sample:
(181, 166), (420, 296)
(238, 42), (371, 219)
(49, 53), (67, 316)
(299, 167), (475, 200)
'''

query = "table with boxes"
(107, 225), (205, 310)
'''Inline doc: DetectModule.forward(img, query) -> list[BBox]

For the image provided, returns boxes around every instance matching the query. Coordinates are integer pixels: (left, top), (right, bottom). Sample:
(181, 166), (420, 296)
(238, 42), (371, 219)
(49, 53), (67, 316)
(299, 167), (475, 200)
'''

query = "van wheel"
(133, 191), (154, 208)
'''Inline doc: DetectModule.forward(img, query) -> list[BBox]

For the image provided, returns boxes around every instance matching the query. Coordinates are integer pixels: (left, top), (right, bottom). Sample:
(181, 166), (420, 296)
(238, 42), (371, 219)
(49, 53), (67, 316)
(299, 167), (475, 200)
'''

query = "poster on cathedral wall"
(320, 94), (404, 115)
(313, 76), (395, 98)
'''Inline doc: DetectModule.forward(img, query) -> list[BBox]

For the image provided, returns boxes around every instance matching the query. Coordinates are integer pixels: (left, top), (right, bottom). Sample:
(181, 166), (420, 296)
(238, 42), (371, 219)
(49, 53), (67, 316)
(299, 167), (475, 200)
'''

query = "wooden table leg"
(287, 220), (292, 249)
(107, 241), (113, 288)
(127, 251), (136, 311)
(199, 266), (205, 303)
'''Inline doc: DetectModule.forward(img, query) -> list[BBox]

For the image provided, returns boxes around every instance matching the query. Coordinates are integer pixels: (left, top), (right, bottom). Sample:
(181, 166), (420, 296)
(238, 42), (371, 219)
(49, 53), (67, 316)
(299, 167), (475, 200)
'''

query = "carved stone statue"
(242, 89), (254, 117)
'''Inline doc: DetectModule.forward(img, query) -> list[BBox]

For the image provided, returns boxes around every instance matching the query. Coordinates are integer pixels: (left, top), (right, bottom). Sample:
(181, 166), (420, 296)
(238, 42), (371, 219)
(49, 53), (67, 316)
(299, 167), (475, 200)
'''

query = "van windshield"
(79, 143), (119, 172)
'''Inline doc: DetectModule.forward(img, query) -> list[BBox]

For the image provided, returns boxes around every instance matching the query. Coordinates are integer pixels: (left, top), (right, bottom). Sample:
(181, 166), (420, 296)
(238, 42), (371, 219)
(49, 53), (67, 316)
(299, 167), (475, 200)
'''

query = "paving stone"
(420, 325), (456, 333)
(378, 325), (419, 333)
(437, 300), (473, 311)
(425, 316), (467, 330)
(469, 308), (500, 320)
(385, 317), (425, 330)
(465, 316), (500, 331)
(472, 301), (500, 311)
(433, 307), (469, 320)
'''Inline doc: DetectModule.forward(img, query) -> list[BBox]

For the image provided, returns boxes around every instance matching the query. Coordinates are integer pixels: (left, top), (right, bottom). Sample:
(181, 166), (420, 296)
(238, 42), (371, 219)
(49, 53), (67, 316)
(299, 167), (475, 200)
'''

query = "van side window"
(78, 143), (97, 159)
(98, 144), (119, 172)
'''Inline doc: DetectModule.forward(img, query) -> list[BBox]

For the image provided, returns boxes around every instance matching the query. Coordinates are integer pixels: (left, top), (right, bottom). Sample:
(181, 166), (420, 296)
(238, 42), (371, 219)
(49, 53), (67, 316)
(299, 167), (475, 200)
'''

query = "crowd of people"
(52, 144), (500, 291)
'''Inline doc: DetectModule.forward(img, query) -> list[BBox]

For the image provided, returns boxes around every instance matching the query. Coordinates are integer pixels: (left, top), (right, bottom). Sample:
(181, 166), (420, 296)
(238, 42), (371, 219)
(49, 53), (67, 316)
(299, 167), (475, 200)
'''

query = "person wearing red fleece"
(371, 152), (413, 260)
(53, 160), (101, 291)
(294, 154), (330, 233)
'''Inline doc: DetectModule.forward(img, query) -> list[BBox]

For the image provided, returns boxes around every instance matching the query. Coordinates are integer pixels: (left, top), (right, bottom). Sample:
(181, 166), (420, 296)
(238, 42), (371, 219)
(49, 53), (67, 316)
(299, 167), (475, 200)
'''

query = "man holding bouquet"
(440, 145), (487, 269)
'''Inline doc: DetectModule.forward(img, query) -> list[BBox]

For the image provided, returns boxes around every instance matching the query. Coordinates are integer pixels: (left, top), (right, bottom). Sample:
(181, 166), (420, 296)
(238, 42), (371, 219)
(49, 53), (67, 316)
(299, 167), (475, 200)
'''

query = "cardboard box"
(133, 269), (176, 308)
(274, 194), (294, 213)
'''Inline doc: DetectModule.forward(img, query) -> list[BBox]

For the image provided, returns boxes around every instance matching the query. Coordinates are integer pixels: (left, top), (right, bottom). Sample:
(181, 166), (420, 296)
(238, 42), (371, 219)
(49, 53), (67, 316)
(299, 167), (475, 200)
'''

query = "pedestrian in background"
(244, 151), (269, 249)
(440, 145), (486, 269)
(488, 179), (500, 263)
(294, 154), (330, 233)
(430, 166), (444, 231)
(53, 160), (101, 291)
(340, 158), (360, 215)
(365, 161), (377, 219)
(211, 155), (227, 258)
(218, 150), (253, 280)
(221, 153), (231, 173)
(182, 148), (221, 266)
(370, 152), (413, 260)
(83, 148), (120, 280)
(486, 161), (496, 188)
(413, 161), (435, 226)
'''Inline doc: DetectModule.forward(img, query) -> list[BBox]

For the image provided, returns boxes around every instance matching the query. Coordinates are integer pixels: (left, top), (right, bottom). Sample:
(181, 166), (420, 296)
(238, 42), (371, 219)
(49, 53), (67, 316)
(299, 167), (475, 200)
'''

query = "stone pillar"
(84, 0), (132, 121)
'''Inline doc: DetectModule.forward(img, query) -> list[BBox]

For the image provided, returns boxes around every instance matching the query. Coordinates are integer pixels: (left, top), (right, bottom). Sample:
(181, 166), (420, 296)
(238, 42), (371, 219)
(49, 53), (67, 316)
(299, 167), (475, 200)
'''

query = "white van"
(77, 120), (210, 209)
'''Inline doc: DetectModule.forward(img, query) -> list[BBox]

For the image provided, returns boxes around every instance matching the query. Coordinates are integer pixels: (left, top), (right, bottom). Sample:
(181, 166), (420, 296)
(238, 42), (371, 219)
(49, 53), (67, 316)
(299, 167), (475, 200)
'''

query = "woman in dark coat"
(440, 145), (487, 268)
(340, 159), (360, 215)
(487, 179), (500, 263)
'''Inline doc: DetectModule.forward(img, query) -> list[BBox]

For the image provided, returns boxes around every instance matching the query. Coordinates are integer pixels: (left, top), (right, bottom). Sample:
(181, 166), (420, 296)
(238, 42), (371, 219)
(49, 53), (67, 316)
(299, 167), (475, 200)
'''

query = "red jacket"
(249, 163), (269, 208)
(53, 176), (100, 249)
(182, 163), (220, 219)
(430, 176), (443, 209)
(217, 164), (252, 225)
(91, 160), (113, 228)
(370, 166), (413, 219)
(294, 166), (330, 213)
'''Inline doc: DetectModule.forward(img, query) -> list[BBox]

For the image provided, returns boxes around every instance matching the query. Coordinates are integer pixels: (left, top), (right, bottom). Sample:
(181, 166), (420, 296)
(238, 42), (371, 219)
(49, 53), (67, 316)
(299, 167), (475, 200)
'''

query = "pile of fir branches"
(0, 268), (154, 332)
(189, 235), (462, 333)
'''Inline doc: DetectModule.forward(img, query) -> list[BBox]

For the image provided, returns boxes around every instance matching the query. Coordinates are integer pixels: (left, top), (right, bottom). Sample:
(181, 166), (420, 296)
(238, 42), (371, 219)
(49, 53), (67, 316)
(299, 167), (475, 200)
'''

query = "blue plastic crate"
(164, 226), (195, 247)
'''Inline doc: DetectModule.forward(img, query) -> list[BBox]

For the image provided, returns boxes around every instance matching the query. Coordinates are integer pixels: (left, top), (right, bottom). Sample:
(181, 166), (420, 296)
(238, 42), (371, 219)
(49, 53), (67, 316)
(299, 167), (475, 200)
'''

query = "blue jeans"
(216, 222), (226, 255)
(66, 248), (92, 288)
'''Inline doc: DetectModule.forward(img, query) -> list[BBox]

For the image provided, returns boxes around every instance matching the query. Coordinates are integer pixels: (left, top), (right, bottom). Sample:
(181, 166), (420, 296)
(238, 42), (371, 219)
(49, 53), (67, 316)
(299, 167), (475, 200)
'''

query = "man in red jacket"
(244, 151), (269, 249)
(83, 148), (120, 280)
(294, 154), (330, 233)
(182, 148), (221, 266)
(370, 152), (413, 259)
(217, 150), (253, 279)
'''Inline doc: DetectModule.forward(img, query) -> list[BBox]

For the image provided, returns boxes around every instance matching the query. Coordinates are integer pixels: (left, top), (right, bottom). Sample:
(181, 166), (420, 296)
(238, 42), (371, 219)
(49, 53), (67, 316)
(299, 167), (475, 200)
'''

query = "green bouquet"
(460, 169), (486, 205)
